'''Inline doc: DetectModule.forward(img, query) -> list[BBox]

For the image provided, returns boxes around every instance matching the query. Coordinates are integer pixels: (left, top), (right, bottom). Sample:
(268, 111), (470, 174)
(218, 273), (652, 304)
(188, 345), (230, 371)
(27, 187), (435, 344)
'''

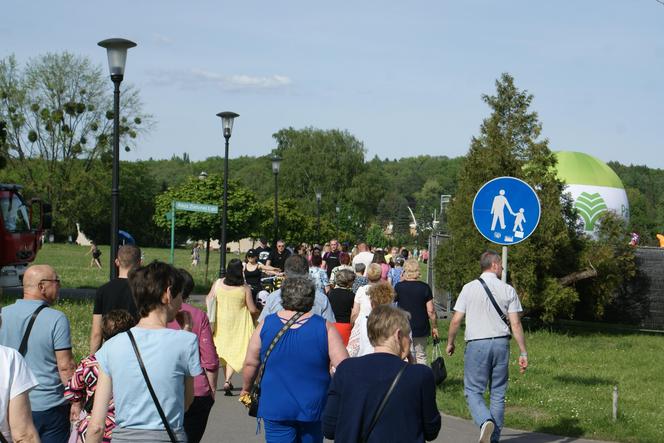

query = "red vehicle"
(0, 184), (51, 287)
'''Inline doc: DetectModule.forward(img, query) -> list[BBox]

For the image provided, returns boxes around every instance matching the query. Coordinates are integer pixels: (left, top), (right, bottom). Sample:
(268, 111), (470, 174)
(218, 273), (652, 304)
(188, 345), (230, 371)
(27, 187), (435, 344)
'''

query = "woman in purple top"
(167, 269), (219, 443)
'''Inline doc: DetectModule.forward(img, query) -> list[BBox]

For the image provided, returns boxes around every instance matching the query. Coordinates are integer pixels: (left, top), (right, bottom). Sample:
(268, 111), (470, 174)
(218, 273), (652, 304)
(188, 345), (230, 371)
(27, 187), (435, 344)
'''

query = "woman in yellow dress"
(208, 258), (258, 396)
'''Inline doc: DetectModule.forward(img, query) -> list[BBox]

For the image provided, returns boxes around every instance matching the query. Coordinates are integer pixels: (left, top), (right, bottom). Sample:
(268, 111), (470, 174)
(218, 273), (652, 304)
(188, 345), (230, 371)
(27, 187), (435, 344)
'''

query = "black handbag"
(247, 311), (305, 417)
(430, 338), (447, 385)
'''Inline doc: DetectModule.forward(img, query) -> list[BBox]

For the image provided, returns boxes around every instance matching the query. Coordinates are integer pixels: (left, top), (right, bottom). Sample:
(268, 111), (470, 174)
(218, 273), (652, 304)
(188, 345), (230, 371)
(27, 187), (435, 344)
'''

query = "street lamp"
(315, 190), (322, 243)
(216, 111), (239, 277)
(335, 205), (340, 238)
(271, 153), (282, 246)
(98, 38), (136, 279)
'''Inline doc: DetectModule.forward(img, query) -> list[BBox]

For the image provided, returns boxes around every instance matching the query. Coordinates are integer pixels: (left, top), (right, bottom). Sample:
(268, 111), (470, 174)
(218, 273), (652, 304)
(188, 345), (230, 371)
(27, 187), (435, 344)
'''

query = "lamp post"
(98, 38), (136, 279)
(271, 154), (282, 246)
(216, 111), (239, 277)
(315, 190), (322, 243)
(335, 205), (340, 238)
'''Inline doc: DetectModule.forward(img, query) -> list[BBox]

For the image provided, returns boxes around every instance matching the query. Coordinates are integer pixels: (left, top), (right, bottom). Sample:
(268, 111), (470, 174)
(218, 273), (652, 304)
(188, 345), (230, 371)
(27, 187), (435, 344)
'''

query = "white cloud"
(147, 68), (292, 91)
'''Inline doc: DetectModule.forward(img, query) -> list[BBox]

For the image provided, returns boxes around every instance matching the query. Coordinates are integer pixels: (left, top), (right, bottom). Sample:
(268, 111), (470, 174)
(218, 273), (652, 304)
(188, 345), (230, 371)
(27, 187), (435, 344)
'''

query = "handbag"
(360, 363), (408, 442)
(206, 281), (218, 335)
(245, 311), (305, 417)
(127, 330), (178, 443)
(430, 338), (447, 385)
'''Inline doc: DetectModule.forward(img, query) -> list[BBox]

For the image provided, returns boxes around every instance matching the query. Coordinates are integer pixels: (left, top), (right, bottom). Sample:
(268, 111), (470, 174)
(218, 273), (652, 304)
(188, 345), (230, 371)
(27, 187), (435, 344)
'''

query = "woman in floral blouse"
(65, 310), (136, 442)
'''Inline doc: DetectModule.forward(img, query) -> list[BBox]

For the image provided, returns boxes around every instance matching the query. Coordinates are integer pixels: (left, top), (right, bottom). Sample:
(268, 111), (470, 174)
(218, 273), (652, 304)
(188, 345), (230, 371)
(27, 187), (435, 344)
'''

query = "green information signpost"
(168, 200), (219, 263)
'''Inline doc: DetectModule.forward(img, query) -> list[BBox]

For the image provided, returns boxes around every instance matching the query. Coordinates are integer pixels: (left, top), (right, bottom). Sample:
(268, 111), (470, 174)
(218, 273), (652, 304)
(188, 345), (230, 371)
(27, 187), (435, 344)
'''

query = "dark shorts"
(32, 403), (70, 443)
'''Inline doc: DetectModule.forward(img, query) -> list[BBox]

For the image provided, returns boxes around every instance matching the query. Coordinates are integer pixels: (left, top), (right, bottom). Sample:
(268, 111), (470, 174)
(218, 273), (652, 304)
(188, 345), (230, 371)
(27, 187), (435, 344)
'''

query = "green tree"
(272, 127), (366, 218)
(437, 73), (582, 322)
(153, 175), (260, 243)
(251, 198), (331, 246)
(0, 53), (151, 236)
(74, 161), (162, 246)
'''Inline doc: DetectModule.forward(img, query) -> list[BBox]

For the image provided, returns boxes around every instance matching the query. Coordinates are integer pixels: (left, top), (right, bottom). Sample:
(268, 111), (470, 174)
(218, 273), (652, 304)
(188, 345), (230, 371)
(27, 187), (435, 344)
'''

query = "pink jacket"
(168, 303), (219, 397)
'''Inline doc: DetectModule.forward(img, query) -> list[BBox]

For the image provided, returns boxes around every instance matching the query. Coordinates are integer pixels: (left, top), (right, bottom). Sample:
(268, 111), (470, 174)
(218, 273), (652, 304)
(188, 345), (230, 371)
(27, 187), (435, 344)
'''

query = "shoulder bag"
(478, 278), (509, 326)
(246, 311), (305, 417)
(360, 363), (408, 442)
(19, 304), (48, 356)
(127, 330), (178, 443)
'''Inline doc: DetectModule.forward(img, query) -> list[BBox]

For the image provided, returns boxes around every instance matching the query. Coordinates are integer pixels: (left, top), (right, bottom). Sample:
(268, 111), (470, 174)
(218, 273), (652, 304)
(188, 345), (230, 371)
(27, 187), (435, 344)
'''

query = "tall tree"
(0, 53), (151, 235)
(272, 127), (366, 218)
(437, 73), (582, 322)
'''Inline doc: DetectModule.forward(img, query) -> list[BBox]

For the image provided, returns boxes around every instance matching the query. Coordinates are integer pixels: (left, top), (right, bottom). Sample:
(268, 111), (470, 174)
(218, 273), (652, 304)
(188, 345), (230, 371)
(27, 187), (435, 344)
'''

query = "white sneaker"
(479, 420), (495, 443)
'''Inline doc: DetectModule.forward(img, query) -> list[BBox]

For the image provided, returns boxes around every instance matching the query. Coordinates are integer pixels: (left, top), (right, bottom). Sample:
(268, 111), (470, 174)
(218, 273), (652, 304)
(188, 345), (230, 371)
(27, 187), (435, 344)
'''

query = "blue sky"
(3, 1), (664, 167)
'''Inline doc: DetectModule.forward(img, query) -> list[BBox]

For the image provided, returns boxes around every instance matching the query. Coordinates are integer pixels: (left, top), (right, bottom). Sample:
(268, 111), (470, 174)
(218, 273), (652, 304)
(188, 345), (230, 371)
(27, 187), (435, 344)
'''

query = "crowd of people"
(0, 239), (528, 443)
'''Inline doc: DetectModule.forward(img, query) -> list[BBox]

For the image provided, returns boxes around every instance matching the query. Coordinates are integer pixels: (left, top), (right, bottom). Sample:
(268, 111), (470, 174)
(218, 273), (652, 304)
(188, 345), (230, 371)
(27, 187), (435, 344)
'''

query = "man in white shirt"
(446, 250), (528, 443)
(351, 242), (373, 275)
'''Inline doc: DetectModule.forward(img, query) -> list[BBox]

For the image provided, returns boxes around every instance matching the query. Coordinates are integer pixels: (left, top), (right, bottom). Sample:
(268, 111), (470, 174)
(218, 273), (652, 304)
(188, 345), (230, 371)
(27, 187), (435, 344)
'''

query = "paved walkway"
(201, 374), (614, 443)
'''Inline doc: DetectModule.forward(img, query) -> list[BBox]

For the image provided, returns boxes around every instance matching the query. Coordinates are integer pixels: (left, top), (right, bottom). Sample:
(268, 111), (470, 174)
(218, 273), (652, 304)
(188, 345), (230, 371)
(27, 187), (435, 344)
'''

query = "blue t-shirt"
(96, 327), (202, 431)
(258, 314), (330, 421)
(0, 299), (71, 411)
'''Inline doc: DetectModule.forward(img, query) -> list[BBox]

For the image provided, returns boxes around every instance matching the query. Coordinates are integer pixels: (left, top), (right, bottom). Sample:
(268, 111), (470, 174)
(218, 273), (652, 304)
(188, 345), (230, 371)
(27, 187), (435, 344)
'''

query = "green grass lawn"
(4, 244), (663, 442)
(433, 324), (663, 443)
(32, 243), (239, 293)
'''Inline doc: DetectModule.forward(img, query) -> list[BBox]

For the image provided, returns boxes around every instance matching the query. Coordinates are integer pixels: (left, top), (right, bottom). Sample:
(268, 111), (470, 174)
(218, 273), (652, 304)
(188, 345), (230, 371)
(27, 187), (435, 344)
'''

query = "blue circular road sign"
(472, 176), (541, 245)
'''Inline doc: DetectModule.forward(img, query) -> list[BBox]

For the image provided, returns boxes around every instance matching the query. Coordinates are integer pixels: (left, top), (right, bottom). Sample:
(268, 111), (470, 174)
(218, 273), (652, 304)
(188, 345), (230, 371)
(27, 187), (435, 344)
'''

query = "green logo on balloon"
(574, 192), (608, 231)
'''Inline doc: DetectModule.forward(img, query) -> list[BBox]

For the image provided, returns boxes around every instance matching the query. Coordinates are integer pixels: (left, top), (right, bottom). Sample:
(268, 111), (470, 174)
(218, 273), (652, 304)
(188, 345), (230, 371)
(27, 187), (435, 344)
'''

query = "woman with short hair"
(329, 252), (353, 288)
(87, 261), (202, 443)
(308, 254), (330, 294)
(241, 277), (348, 442)
(323, 305), (441, 442)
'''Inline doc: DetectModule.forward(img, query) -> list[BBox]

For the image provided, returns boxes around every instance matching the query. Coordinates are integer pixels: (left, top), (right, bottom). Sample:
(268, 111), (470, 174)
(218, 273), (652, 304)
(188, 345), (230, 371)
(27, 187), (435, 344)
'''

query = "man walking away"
(0, 265), (77, 443)
(89, 244), (141, 353)
(446, 250), (528, 443)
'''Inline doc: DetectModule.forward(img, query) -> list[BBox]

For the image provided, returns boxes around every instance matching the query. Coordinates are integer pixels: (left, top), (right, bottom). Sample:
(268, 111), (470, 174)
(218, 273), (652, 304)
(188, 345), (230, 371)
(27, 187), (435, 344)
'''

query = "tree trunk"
(559, 268), (598, 286)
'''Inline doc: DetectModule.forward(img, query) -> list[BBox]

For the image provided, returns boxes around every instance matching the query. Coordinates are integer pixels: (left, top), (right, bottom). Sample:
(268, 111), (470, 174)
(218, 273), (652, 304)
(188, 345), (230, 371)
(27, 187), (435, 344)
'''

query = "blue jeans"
(32, 403), (70, 443)
(263, 419), (323, 443)
(464, 337), (509, 443)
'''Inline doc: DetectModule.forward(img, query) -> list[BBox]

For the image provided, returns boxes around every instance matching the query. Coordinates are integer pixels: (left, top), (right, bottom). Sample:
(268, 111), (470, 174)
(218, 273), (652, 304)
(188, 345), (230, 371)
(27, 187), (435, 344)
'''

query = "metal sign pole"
(502, 245), (508, 283)
(170, 201), (176, 264)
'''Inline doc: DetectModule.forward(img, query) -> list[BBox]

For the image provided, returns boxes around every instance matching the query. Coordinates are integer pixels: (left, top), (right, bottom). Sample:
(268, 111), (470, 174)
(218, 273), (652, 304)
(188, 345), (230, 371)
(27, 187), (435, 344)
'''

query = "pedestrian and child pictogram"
(472, 177), (541, 245)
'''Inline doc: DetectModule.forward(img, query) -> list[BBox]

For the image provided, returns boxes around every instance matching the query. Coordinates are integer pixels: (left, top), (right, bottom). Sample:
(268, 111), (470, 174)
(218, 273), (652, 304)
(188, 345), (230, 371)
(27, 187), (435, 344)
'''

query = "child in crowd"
(65, 310), (136, 442)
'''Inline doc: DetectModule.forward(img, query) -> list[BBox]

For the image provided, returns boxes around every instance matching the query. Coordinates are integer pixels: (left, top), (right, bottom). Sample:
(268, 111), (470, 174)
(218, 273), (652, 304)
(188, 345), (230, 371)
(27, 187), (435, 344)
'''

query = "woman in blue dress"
(241, 277), (348, 443)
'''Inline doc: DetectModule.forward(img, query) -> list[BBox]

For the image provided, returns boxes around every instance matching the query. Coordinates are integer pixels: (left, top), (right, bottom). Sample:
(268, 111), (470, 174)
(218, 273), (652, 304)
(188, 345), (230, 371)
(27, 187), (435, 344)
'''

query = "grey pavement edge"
(202, 374), (616, 443)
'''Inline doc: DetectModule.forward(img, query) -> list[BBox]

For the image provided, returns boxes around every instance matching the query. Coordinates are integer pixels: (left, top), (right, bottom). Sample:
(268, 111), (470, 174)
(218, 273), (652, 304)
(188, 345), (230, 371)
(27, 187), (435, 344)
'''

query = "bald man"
(0, 265), (77, 443)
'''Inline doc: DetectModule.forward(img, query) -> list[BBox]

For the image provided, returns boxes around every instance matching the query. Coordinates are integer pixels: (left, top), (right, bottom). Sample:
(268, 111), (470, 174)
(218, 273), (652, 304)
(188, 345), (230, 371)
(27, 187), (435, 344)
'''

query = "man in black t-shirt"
(323, 238), (341, 279)
(266, 239), (290, 271)
(89, 244), (141, 353)
(254, 237), (272, 265)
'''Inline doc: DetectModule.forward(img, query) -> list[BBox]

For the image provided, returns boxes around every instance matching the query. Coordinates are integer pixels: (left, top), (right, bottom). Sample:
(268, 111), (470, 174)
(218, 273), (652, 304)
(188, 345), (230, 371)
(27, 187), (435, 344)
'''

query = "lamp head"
(216, 111), (239, 138)
(271, 153), (282, 175)
(98, 38), (137, 79)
